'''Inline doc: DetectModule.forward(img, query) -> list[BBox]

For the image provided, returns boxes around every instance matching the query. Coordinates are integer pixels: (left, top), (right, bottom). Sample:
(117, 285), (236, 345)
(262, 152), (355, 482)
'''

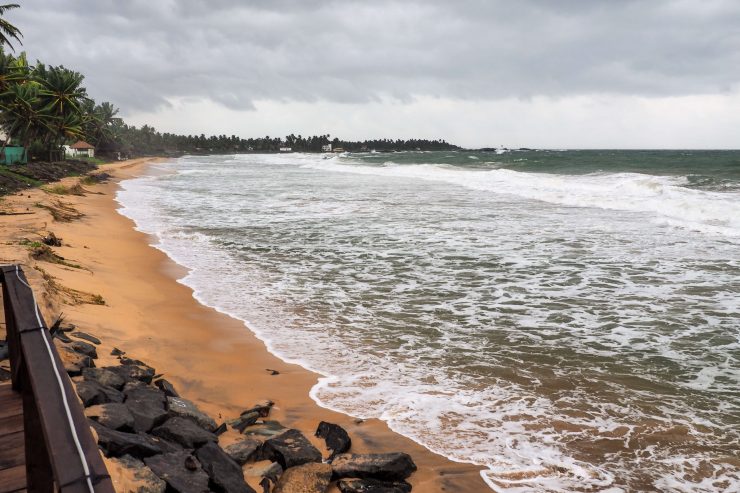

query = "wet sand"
(0, 158), (487, 492)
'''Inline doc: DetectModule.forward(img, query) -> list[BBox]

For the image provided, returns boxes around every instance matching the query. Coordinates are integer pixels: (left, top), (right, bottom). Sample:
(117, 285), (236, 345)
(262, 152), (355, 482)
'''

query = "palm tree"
(0, 4), (21, 51)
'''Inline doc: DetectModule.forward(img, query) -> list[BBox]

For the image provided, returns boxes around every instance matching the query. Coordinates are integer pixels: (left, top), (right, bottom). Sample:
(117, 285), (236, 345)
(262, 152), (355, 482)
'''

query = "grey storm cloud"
(9, 0), (740, 114)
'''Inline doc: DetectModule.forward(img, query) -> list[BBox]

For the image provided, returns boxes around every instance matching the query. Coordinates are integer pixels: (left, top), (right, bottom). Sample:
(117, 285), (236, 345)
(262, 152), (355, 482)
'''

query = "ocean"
(117, 150), (740, 492)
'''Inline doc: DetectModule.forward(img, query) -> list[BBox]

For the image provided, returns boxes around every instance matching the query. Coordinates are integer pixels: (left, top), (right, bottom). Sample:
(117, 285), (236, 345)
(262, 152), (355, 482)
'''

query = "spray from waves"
(302, 160), (740, 238)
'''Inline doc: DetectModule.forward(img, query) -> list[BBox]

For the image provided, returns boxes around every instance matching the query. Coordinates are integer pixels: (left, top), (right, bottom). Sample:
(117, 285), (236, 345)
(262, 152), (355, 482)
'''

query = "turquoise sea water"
(118, 150), (739, 492)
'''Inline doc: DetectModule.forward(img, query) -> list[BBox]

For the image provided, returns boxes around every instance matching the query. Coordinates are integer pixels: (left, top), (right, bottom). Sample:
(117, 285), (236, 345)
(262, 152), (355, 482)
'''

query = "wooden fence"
(1, 265), (114, 493)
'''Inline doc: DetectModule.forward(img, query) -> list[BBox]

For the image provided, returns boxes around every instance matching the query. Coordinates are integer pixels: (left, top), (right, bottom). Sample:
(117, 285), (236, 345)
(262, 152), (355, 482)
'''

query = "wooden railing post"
(1, 265), (115, 493)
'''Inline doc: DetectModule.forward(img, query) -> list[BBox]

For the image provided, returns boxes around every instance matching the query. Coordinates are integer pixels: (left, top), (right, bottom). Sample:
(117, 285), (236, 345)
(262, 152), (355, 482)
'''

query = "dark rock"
(196, 441), (256, 493)
(223, 437), (262, 465)
(42, 232), (63, 247)
(167, 396), (217, 432)
(214, 423), (227, 436)
(109, 454), (167, 493)
(152, 417), (217, 449)
(54, 332), (72, 343)
(90, 420), (163, 458)
(62, 340), (98, 359)
(106, 364), (155, 384)
(121, 357), (148, 366)
(76, 380), (124, 407)
(85, 403), (135, 431)
(57, 345), (94, 376)
(241, 400), (274, 418)
(331, 453), (417, 482)
(316, 421), (351, 460)
(273, 462), (332, 493)
(154, 378), (180, 397)
(71, 331), (101, 345)
(258, 429), (322, 469)
(144, 451), (210, 493)
(259, 478), (271, 493)
(244, 461), (282, 483)
(230, 411), (260, 433)
(242, 420), (288, 439)
(82, 367), (126, 390)
(124, 385), (168, 432)
(337, 478), (412, 493)
(185, 455), (199, 471)
(266, 369), (280, 376)
(111, 347), (125, 356)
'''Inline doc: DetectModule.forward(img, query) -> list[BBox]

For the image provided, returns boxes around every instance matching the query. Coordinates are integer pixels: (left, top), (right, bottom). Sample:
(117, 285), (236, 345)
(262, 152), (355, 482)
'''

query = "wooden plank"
(0, 430), (24, 469)
(0, 412), (23, 436)
(0, 464), (27, 493)
(0, 383), (23, 422)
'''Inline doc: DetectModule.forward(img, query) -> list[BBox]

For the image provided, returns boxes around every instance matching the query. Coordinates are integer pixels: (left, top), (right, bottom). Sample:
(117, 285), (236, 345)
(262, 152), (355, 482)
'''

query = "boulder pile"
(56, 330), (417, 493)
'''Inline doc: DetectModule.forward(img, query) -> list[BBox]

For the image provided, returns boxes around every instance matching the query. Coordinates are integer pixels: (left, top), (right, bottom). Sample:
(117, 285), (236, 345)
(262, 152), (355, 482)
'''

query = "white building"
(67, 140), (95, 158)
(321, 143), (332, 152)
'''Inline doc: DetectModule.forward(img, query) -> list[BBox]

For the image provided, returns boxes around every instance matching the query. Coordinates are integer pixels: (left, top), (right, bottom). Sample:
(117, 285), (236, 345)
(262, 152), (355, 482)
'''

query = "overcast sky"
(10, 0), (740, 148)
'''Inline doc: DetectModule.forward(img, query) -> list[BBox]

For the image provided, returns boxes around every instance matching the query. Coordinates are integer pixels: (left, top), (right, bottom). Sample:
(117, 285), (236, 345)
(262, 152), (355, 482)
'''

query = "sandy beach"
(0, 158), (487, 492)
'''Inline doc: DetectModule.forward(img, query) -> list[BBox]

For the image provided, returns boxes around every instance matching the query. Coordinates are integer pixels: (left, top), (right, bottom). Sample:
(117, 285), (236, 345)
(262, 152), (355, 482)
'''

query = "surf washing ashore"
(115, 150), (740, 492)
(0, 158), (485, 492)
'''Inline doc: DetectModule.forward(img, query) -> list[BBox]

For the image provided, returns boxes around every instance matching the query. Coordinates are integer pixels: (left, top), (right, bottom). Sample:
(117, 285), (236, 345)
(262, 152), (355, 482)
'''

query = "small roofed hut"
(68, 140), (95, 158)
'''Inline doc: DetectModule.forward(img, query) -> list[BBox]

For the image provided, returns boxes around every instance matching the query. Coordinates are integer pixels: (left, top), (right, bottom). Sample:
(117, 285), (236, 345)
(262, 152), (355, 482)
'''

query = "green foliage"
(0, 4), (21, 51)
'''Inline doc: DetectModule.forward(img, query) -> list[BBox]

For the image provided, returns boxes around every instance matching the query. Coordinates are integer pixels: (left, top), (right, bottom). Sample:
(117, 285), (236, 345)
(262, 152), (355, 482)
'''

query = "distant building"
(67, 140), (95, 158)
(279, 147), (292, 153)
(321, 143), (332, 152)
(333, 147), (345, 153)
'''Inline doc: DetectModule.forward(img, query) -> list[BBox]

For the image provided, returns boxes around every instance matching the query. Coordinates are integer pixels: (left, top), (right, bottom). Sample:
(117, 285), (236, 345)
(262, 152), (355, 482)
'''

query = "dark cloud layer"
(10, 0), (740, 114)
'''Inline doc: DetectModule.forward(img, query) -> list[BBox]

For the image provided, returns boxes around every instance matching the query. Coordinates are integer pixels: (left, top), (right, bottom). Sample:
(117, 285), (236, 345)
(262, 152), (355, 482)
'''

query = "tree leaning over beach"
(0, 4), (21, 51)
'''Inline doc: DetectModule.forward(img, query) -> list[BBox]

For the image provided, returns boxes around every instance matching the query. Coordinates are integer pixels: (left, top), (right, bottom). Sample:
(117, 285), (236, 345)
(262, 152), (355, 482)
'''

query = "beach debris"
(196, 441), (257, 493)
(111, 347), (125, 356)
(124, 384), (168, 432)
(316, 421), (352, 460)
(331, 453), (417, 482)
(337, 478), (412, 493)
(151, 417), (217, 449)
(37, 198), (84, 222)
(71, 331), (101, 345)
(167, 396), (218, 432)
(154, 377), (180, 397)
(76, 380), (124, 407)
(83, 171), (112, 184)
(82, 367), (126, 390)
(258, 429), (322, 469)
(224, 437), (262, 465)
(85, 403), (135, 431)
(214, 423), (228, 436)
(354, 419), (364, 425)
(273, 462), (332, 493)
(266, 368), (280, 376)
(144, 451), (210, 493)
(41, 231), (62, 246)
(108, 454), (166, 493)
(106, 363), (156, 384)
(91, 420), (164, 458)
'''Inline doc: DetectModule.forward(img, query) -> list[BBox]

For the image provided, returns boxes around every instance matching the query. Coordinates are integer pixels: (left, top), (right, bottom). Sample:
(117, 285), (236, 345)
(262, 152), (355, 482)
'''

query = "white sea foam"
(302, 159), (740, 237)
(116, 154), (740, 493)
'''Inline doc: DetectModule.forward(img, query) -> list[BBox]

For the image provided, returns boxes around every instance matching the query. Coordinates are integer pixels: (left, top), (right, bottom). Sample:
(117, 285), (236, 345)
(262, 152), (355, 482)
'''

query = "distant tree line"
(0, 5), (458, 160)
